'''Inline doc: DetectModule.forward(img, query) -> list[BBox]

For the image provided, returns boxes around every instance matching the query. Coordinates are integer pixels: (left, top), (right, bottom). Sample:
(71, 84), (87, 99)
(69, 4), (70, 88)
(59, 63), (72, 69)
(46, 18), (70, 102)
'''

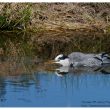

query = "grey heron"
(54, 52), (110, 67)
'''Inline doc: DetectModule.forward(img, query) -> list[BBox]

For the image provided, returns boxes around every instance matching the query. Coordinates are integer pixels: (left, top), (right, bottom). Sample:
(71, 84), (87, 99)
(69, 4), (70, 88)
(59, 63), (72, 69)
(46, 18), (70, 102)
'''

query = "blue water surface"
(0, 69), (110, 107)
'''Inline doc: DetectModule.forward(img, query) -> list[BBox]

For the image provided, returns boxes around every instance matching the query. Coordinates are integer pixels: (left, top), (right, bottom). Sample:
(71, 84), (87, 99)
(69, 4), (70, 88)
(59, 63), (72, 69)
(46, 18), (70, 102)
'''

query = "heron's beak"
(50, 60), (56, 63)
(44, 60), (61, 66)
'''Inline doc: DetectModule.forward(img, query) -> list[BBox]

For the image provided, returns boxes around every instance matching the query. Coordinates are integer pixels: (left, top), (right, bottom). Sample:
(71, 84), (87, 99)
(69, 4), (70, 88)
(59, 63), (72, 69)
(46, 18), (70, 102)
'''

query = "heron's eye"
(59, 57), (63, 60)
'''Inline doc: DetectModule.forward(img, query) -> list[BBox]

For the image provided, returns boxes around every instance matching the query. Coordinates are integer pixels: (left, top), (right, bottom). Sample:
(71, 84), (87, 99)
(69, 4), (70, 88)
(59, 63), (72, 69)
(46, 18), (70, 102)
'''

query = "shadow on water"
(0, 31), (110, 106)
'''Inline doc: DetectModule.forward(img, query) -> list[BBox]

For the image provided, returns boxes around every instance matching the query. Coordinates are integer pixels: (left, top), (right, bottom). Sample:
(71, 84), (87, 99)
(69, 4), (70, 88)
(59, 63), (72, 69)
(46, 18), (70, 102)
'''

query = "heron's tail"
(101, 52), (110, 59)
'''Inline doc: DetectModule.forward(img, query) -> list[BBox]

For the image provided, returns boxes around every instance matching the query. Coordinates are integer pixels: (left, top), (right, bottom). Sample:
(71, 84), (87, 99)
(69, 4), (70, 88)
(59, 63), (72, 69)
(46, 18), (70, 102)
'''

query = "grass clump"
(0, 3), (32, 31)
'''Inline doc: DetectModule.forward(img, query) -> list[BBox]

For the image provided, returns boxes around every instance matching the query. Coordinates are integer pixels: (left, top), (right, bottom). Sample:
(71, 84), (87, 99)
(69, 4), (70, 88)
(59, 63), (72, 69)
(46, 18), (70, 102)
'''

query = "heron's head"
(54, 54), (69, 66)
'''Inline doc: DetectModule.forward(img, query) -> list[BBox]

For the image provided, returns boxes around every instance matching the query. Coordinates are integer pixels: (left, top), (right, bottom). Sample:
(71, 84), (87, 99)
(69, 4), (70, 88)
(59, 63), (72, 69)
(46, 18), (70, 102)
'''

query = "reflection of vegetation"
(32, 32), (110, 59)
(0, 77), (6, 102)
(0, 32), (35, 57)
(0, 31), (110, 77)
(0, 32), (110, 59)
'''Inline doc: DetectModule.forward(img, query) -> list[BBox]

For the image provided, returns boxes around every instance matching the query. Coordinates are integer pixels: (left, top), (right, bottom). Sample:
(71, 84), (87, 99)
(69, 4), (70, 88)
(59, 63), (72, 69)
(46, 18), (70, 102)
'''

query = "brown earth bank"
(0, 3), (110, 32)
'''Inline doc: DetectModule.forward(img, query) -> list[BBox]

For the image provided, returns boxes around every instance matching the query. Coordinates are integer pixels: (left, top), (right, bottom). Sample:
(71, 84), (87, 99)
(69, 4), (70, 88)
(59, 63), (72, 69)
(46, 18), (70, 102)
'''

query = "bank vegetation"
(0, 3), (110, 33)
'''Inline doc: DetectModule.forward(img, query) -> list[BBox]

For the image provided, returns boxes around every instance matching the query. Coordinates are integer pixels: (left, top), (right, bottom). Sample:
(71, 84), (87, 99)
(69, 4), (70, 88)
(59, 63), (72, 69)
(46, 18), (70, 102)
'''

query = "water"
(1, 32), (110, 107)
(0, 63), (110, 107)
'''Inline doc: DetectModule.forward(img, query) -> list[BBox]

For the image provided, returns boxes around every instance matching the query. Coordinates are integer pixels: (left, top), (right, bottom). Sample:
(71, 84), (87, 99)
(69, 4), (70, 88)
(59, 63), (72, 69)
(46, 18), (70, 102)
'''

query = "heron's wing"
(68, 52), (85, 62)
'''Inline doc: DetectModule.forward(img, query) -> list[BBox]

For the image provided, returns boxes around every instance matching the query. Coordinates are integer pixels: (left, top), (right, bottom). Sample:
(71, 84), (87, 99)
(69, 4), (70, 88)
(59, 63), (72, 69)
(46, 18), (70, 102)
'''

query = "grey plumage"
(68, 52), (110, 67)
